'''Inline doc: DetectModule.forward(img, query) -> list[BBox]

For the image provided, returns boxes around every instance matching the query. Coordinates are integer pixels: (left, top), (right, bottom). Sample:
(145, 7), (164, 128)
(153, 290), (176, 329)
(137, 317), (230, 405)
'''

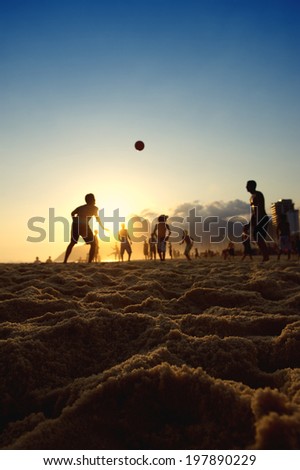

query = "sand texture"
(1, 259), (300, 449)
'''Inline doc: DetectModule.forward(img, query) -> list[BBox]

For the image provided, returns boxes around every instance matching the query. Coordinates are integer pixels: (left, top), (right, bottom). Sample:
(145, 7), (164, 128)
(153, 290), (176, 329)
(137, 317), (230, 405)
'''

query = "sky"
(1, 0), (299, 262)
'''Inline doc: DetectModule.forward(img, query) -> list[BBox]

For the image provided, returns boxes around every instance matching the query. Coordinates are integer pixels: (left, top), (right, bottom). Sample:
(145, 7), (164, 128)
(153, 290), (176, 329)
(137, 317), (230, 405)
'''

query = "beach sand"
(0, 258), (300, 449)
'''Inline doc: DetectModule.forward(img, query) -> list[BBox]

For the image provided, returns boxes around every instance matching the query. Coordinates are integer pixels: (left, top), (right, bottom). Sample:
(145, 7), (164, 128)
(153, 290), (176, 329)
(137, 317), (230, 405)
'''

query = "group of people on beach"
(62, 181), (299, 264)
(62, 199), (196, 263)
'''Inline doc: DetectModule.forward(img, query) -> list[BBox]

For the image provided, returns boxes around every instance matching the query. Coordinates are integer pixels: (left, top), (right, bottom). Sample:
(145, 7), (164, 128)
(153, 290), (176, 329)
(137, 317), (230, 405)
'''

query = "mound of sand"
(0, 259), (300, 449)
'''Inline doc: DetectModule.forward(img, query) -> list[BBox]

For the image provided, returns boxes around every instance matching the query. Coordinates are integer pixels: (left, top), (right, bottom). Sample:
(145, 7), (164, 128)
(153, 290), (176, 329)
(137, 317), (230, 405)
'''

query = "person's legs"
(160, 240), (166, 261)
(257, 238), (269, 261)
(185, 244), (192, 260)
(157, 239), (163, 260)
(64, 240), (76, 263)
(64, 221), (79, 263)
(88, 240), (96, 263)
(254, 217), (269, 261)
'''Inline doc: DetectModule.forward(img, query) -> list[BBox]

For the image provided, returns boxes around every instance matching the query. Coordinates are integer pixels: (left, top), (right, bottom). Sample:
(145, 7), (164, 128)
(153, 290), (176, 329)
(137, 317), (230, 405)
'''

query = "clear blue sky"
(1, 0), (299, 261)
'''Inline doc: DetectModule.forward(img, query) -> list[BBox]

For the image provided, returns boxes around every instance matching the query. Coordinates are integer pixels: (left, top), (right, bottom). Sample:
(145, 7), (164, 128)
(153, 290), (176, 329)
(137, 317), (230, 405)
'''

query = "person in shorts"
(246, 180), (270, 262)
(149, 232), (157, 260)
(64, 194), (107, 263)
(180, 229), (194, 260)
(153, 215), (171, 261)
(119, 223), (132, 261)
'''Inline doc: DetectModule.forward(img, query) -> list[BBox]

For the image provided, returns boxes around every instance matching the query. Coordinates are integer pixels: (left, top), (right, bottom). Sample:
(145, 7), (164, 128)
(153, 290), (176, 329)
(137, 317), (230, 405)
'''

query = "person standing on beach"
(246, 180), (269, 262)
(119, 223), (132, 261)
(149, 232), (157, 260)
(143, 240), (149, 260)
(63, 193), (108, 263)
(180, 229), (194, 260)
(93, 230), (100, 262)
(153, 215), (171, 261)
(241, 224), (253, 261)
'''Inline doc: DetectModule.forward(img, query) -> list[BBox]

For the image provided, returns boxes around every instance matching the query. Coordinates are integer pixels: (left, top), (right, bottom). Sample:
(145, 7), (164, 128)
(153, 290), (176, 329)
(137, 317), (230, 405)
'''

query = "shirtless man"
(180, 229), (194, 261)
(246, 180), (269, 261)
(64, 193), (107, 263)
(118, 223), (132, 261)
(153, 215), (171, 261)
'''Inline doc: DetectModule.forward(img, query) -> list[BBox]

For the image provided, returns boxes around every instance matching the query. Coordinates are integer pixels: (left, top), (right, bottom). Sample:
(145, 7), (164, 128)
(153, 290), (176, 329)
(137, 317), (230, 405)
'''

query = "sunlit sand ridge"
(0, 259), (300, 449)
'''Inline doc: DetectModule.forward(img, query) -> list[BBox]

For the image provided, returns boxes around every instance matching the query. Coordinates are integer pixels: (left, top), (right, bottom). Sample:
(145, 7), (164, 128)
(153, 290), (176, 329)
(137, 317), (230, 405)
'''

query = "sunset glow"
(1, 0), (299, 262)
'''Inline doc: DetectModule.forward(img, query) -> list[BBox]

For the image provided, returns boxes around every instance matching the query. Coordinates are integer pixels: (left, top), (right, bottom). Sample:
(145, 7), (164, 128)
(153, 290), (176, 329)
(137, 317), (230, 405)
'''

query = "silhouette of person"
(277, 214), (291, 260)
(241, 224), (253, 261)
(63, 194), (107, 263)
(109, 242), (120, 261)
(227, 241), (235, 260)
(93, 230), (100, 262)
(46, 256), (53, 263)
(246, 180), (269, 261)
(194, 248), (200, 259)
(153, 215), (171, 261)
(119, 223), (132, 261)
(168, 241), (173, 259)
(34, 256), (41, 264)
(180, 229), (194, 260)
(143, 240), (149, 259)
(149, 232), (157, 260)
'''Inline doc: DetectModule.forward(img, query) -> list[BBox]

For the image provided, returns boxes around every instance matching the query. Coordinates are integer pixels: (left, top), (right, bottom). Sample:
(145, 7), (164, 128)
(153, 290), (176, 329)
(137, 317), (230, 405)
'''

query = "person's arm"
(95, 215), (110, 231)
(71, 207), (78, 217)
(94, 206), (109, 231)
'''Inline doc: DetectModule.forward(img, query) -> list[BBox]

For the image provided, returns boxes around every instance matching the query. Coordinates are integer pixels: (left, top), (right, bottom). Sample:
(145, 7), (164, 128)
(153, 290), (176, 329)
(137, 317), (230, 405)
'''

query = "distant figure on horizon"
(222, 241), (235, 260)
(180, 229), (194, 261)
(46, 256), (53, 263)
(228, 241), (235, 260)
(143, 240), (149, 259)
(149, 232), (157, 260)
(153, 215), (171, 261)
(93, 230), (100, 262)
(34, 256), (41, 264)
(277, 214), (291, 260)
(109, 242), (120, 261)
(241, 225), (253, 261)
(63, 194), (108, 263)
(246, 180), (270, 262)
(119, 223), (132, 261)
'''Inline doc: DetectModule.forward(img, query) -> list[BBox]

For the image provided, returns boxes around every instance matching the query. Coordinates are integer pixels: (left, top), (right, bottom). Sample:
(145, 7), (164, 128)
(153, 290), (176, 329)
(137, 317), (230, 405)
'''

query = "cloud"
(172, 199), (250, 220)
(138, 200), (251, 244)
(140, 199), (249, 222)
